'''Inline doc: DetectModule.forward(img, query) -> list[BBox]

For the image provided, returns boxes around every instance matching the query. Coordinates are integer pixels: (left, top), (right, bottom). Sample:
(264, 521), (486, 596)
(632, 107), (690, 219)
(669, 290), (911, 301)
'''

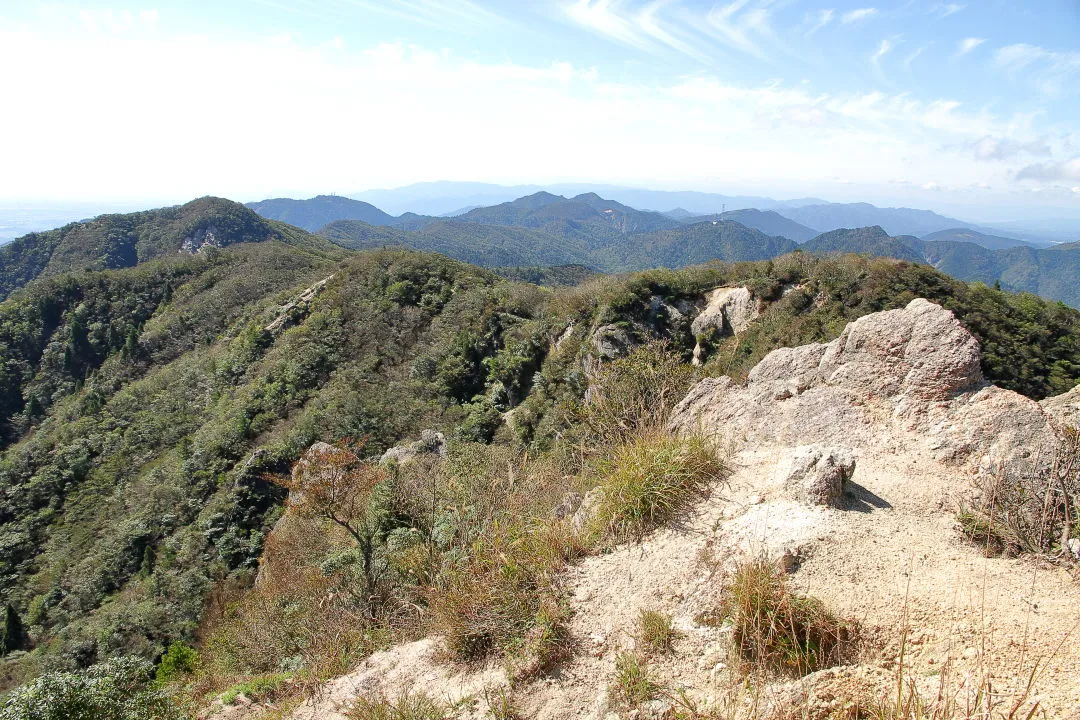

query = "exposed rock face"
(1041, 384), (1080, 428)
(180, 224), (225, 253)
(379, 429), (446, 465)
(690, 286), (758, 337)
(671, 299), (1057, 471)
(589, 323), (633, 361)
(775, 445), (855, 508)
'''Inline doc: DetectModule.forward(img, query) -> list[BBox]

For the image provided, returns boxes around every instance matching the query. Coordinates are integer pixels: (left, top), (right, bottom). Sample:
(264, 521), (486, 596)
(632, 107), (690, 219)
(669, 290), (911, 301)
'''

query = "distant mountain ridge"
(801, 226), (1080, 307)
(775, 202), (1044, 245)
(245, 195), (399, 231)
(0, 197), (332, 302)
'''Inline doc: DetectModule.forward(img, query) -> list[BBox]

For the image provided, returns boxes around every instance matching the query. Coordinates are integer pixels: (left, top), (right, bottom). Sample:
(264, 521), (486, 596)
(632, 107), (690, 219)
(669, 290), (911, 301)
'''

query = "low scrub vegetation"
(346, 690), (449, 720)
(959, 428), (1080, 560)
(635, 609), (679, 656)
(0, 657), (179, 720)
(721, 558), (855, 677)
(609, 651), (664, 710)
(591, 431), (728, 541)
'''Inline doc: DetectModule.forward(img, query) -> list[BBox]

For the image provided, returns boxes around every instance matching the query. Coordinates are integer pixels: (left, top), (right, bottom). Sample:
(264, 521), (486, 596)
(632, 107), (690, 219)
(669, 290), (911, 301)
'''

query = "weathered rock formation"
(690, 286), (758, 338)
(379, 429), (447, 465)
(671, 298), (1058, 474)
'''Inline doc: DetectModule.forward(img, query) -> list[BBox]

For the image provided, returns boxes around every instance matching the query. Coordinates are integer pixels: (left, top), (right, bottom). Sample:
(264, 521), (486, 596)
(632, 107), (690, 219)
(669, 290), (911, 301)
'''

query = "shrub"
(155, 642), (198, 683)
(428, 517), (573, 674)
(958, 429), (1079, 559)
(609, 652), (663, 710)
(219, 673), (291, 705)
(721, 558), (855, 677)
(591, 431), (728, 541)
(635, 609), (678, 656)
(0, 656), (180, 720)
(578, 341), (694, 447)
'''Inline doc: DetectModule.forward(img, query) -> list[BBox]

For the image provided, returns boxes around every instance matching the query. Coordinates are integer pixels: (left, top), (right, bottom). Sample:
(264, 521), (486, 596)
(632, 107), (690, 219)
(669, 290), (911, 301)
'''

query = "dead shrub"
(959, 429), (1080, 559)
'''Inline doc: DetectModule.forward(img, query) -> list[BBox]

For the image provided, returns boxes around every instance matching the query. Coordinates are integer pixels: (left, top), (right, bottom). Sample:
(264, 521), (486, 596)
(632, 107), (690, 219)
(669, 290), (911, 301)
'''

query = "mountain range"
(4, 192), (1079, 312)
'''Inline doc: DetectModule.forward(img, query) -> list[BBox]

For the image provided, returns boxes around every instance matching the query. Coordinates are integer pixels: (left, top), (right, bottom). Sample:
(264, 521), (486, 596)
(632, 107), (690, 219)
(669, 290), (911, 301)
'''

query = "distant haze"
(0, 2), (1076, 221)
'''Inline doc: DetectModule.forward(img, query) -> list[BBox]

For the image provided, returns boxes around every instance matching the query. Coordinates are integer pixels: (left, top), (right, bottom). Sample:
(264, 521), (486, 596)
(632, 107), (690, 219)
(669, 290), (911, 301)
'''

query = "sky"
(0, 0), (1078, 220)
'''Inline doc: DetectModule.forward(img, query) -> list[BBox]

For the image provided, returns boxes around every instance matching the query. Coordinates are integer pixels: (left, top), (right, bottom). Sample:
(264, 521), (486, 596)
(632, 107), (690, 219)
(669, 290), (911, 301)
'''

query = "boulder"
(775, 445), (855, 508)
(379, 429), (446, 466)
(690, 286), (758, 337)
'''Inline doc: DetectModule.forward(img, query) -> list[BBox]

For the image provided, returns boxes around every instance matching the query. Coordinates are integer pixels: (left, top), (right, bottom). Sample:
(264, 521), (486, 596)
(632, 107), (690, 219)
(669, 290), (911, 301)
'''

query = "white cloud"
(805, 8), (834, 37)
(871, 38), (893, 64)
(932, 3), (965, 18)
(841, 8), (877, 24)
(0, 18), (1066, 203)
(956, 37), (984, 56)
(1015, 158), (1080, 182)
(994, 42), (1080, 96)
(921, 181), (941, 190)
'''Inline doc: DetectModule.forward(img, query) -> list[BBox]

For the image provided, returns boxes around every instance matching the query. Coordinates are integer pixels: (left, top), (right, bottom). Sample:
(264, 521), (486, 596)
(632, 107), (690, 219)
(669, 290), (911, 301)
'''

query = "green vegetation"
(0, 657), (178, 720)
(1, 198), (1079, 711)
(609, 652), (664, 710)
(635, 609), (679, 656)
(720, 558), (855, 677)
(590, 432), (727, 541)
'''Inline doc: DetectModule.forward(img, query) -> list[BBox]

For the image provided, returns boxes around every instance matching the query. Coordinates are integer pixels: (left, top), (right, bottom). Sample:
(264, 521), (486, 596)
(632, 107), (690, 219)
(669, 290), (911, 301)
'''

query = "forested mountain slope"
(0, 198), (334, 303)
(244, 195), (398, 232)
(2, 213), (1079, 697)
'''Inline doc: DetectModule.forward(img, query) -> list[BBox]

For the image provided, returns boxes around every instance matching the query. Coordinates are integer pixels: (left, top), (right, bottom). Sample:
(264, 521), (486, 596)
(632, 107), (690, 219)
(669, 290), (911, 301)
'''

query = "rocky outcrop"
(775, 445), (855, 508)
(671, 299), (1058, 472)
(589, 323), (633, 361)
(690, 286), (758, 337)
(1041, 384), (1080, 428)
(265, 275), (334, 333)
(379, 429), (446, 465)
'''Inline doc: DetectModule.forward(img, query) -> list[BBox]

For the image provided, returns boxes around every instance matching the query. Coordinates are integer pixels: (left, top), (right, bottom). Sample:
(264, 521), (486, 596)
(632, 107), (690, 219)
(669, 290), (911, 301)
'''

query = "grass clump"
(219, 673), (292, 705)
(636, 609), (679, 656)
(722, 558), (855, 677)
(347, 690), (448, 720)
(609, 652), (664, 710)
(592, 431), (728, 541)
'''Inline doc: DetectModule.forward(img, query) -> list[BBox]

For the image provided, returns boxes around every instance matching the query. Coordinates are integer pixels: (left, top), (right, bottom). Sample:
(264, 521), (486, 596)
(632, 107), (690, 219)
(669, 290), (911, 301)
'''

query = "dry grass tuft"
(346, 689), (448, 720)
(722, 558), (855, 678)
(591, 431), (728, 541)
(609, 651), (664, 710)
(636, 609), (679, 656)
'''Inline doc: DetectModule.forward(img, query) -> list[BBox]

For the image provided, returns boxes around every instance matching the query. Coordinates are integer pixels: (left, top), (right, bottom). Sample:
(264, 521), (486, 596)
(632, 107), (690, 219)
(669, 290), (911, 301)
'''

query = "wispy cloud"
(956, 37), (984, 56)
(969, 135), (1052, 161)
(841, 7), (877, 24)
(701, 0), (775, 61)
(994, 42), (1080, 96)
(931, 3), (965, 18)
(871, 37), (893, 64)
(805, 8), (834, 37)
(564, 0), (655, 51)
(339, 0), (504, 29)
(904, 44), (927, 70)
(562, 0), (713, 61)
(637, 0), (712, 63)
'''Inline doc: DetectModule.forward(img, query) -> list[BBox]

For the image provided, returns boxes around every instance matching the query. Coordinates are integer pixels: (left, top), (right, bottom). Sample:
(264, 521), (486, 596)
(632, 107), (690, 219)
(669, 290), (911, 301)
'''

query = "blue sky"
(1, 0), (1078, 218)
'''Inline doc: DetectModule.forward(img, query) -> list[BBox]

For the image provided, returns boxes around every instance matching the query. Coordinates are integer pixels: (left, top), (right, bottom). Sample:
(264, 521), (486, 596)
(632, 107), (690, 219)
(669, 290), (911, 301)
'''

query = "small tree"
(275, 442), (390, 616)
(0, 605), (24, 654)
